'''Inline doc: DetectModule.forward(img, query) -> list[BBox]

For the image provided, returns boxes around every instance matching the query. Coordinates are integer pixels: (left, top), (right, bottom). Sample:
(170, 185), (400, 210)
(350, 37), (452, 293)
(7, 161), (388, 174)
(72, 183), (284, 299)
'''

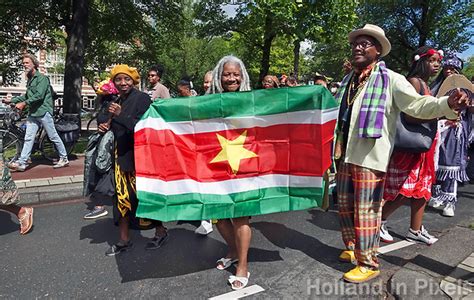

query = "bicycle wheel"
(40, 134), (75, 162)
(0, 130), (22, 163)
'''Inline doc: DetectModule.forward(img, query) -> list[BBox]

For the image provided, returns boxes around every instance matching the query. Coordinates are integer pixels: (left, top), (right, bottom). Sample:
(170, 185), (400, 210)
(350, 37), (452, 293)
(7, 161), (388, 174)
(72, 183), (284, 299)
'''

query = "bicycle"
(86, 111), (98, 134)
(0, 105), (76, 163)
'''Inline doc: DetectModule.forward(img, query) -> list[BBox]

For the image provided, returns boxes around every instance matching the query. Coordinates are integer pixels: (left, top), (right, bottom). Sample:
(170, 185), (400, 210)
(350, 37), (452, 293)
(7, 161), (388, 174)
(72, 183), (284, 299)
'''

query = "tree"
(195, 0), (358, 85)
(279, 0), (357, 79)
(463, 56), (474, 81)
(0, 1), (63, 83)
(0, 0), (153, 113)
(359, 0), (474, 73)
(63, 0), (89, 114)
(195, 1), (296, 84)
(142, 0), (241, 94)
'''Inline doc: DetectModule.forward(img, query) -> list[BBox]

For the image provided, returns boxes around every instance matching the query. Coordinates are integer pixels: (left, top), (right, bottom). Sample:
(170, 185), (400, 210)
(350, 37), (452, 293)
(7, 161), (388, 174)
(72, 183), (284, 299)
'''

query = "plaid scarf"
(335, 61), (389, 138)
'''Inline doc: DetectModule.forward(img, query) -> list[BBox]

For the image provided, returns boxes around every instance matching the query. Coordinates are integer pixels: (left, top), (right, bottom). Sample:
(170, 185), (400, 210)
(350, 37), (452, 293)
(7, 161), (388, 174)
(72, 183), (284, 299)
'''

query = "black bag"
(47, 77), (59, 100)
(55, 117), (80, 143)
(394, 112), (437, 153)
(50, 85), (59, 101)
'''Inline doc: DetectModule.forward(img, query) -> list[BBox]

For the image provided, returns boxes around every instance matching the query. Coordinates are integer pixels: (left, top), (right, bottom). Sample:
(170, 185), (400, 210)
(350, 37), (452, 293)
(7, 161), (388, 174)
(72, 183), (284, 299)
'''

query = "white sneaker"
(380, 220), (394, 243)
(428, 198), (443, 209)
(53, 157), (69, 169)
(195, 220), (213, 235)
(406, 225), (438, 245)
(442, 203), (455, 217)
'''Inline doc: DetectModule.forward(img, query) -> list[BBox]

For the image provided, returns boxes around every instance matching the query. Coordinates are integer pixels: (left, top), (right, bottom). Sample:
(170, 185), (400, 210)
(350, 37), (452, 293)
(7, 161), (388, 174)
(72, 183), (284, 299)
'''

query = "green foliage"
(143, 0), (240, 94)
(0, 0), (67, 83)
(194, 0), (358, 85)
(0, 0), (471, 97)
(463, 56), (474, 82)
(303, 0), (358, 81)
(358, 0), (474, 73)
(83, 0), (156, 84)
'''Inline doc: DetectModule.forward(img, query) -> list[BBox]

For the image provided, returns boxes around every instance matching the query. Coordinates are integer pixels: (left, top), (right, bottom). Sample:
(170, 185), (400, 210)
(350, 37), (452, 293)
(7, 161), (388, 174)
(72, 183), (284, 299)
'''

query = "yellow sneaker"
(343, 266), (380, 283)
(338, 250), (356, 265)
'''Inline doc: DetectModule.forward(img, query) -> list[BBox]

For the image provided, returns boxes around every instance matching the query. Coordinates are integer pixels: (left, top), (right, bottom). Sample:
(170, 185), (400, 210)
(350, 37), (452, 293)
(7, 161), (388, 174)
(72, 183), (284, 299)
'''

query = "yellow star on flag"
(210, 130), (258, 174)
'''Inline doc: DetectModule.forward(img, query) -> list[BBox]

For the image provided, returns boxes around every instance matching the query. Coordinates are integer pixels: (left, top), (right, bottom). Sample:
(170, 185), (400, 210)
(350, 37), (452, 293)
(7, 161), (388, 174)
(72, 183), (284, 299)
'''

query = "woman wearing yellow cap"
(98, 64), (168, 256)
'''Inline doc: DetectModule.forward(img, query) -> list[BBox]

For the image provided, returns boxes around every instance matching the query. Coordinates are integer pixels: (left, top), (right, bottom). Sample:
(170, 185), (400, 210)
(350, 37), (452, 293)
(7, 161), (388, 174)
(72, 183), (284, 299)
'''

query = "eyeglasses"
(350, 41), (375, 50)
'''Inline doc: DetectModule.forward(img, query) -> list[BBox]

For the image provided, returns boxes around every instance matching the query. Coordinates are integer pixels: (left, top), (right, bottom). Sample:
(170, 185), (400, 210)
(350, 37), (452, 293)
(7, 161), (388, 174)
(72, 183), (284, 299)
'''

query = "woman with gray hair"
(208, 55), (252, 290)
(208, 55), (251, 94)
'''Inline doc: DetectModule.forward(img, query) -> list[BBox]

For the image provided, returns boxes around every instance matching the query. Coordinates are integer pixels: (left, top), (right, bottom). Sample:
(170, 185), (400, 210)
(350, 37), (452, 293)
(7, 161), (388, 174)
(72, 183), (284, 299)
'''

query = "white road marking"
(208, 285), (265, 300)
(208, 241), (414, 299)
(378, 240), (415, 254)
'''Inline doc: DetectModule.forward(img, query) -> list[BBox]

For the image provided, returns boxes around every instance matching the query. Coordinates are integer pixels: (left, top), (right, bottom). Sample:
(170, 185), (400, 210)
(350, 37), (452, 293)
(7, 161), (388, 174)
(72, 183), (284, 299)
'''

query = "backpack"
(50, 85), (59, 100)
(47, 77), (59, 100)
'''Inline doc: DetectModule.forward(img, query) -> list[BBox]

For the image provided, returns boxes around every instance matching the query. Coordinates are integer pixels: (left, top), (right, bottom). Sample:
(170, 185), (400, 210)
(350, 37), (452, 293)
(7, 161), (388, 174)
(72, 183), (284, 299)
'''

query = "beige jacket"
(148, 82), (170, 100)
(343, 68), (456, 172)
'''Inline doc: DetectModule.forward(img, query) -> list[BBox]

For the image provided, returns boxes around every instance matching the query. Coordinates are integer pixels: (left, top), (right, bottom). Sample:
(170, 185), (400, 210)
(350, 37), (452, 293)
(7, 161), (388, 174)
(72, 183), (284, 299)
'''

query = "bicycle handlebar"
(0, 104), (21, 124)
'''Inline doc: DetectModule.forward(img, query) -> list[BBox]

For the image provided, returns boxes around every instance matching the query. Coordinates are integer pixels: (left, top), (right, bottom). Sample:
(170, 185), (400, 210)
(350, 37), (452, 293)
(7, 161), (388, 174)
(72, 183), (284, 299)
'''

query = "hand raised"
(108, 102), (122, 117)
(447, 88), (469, 112)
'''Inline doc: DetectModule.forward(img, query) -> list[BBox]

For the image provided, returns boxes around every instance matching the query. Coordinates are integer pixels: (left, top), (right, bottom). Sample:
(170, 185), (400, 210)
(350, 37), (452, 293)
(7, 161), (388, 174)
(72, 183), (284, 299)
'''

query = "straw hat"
(348, 24), (391, 57)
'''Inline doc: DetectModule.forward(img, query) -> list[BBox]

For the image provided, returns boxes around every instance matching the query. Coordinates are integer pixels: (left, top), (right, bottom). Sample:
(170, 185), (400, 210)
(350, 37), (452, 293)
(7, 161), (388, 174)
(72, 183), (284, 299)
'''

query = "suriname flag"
(134, 85), (338, 222)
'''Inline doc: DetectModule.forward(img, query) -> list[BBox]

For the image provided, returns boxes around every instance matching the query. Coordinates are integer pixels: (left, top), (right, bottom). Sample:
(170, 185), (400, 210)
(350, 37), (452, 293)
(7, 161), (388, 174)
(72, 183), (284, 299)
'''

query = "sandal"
(228, 272), (250, 290)
(19, 207), (34, 235)
(216, 257), (239, 270)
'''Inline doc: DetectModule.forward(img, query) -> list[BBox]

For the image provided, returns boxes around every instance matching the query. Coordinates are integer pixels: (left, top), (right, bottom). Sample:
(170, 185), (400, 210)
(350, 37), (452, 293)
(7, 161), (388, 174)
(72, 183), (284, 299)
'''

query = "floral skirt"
(0, 137), (19, 206)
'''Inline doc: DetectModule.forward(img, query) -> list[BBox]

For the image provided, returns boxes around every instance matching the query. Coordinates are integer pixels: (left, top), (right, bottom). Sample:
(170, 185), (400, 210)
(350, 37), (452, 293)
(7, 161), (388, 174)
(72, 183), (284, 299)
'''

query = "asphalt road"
(0, 185), (473, 299)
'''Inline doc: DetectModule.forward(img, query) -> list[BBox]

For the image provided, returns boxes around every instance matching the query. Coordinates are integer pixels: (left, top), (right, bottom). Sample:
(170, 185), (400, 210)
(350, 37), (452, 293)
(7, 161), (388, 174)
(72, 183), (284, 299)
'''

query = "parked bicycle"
(0, 105), (78, 163)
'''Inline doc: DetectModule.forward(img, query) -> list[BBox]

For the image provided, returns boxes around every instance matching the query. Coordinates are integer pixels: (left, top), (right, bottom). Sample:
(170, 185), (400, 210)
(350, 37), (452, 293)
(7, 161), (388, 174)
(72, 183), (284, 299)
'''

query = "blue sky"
(460, 46), (474, 60)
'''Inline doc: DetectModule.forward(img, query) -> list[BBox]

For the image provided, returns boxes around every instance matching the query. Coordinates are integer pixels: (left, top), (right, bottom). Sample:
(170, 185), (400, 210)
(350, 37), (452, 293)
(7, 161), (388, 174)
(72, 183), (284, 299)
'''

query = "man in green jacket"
(6, 54), (68, 171)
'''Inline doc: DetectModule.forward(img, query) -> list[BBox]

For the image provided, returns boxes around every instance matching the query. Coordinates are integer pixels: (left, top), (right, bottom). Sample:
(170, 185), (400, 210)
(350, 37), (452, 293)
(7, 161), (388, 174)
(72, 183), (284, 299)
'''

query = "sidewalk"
(388, 225), (474, 299)
(11, 155), (85, 204)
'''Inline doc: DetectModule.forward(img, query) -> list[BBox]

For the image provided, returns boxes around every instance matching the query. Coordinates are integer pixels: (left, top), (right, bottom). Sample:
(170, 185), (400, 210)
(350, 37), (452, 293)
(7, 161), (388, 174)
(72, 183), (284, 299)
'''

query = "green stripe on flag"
(136, 186), (324, 222)
(141, 85), (336, 122)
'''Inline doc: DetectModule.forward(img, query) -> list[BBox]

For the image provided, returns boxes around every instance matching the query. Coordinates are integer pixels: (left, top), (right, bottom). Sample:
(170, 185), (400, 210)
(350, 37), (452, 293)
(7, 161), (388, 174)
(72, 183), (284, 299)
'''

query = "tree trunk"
(258, 14), (275, 85)
(418, 1), (429, 47)
(292, 39), (301, 80)
(63, 0), (89, 115)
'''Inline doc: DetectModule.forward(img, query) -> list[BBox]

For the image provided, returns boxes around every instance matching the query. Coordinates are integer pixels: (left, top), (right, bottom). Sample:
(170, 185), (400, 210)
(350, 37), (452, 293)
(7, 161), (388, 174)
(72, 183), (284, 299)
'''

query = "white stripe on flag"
(136, 174), (323, 196)
(135, 108), (339, 135)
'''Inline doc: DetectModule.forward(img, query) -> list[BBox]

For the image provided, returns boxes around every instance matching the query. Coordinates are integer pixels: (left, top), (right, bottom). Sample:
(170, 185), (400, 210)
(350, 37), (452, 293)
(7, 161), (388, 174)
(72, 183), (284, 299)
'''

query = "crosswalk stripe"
(208, 284), (265, 300)
(378, 240), (415, 254)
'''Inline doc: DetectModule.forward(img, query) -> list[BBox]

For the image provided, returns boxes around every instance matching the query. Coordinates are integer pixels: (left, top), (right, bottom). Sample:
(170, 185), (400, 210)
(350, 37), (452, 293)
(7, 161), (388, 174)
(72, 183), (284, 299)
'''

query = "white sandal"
(216, 257), (239, 270)
(228, 272), (250, 290)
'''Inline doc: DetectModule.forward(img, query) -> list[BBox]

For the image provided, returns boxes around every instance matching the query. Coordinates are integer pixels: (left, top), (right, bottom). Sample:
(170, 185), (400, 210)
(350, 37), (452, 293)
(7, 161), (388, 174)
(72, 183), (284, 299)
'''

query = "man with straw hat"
(333, 24), (469, 283)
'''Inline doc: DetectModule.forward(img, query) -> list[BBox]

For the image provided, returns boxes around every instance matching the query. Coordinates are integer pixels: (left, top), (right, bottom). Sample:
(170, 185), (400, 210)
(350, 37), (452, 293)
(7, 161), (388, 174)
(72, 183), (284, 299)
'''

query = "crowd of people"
(1, 23), (473, 291)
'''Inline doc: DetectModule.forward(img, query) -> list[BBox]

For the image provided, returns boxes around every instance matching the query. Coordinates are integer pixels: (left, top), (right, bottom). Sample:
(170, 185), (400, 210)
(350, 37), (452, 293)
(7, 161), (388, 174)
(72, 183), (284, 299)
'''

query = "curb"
(440, 252), (474, 299)
(15, 176), (85, 204)
(388, 226), (474, 299)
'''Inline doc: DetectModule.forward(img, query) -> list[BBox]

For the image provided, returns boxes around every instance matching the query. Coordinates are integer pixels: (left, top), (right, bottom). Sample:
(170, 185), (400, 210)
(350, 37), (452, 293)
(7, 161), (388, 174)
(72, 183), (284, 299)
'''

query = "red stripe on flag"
(135, 121), (335, 182)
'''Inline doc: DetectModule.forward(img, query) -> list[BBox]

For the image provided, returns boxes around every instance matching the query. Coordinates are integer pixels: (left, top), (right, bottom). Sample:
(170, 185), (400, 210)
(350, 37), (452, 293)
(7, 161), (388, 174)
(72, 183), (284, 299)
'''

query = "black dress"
(110, 88), (162, 229)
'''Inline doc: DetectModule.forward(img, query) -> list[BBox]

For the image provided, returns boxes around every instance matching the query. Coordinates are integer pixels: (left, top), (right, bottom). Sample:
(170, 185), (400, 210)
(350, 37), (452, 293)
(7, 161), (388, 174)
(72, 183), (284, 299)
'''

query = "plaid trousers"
(336, 161), (385, 270)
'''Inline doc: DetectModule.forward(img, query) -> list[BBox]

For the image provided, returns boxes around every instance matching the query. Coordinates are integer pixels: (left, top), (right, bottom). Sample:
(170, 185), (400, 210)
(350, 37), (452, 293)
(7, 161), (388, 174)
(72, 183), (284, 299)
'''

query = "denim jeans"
(18, 112), (67, 164)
